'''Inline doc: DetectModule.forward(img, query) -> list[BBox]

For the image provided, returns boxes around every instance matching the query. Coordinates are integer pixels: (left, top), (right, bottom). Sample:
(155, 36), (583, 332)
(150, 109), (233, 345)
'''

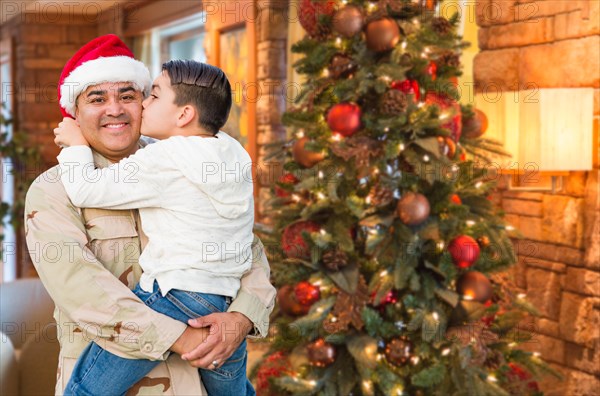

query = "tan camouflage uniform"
(25, 147), (276, 395)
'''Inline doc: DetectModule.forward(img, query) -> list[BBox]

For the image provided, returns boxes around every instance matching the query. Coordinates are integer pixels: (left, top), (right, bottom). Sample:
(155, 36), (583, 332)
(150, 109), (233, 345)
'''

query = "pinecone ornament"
(431, 17), (452, 35)
(328, 54), (356, 79)
(378, 0), (405, 14)
(485, 349), (506, 370)
(439, 51), (460, 68)
(313, 23), (332, 41)
(323, 249), (349, 271)
(381, 90), (408, 115)
(368, 185), (394, 206)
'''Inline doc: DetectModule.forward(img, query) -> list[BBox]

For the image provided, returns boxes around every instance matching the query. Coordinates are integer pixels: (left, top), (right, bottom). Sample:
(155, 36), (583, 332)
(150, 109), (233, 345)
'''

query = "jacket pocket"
(84, 212), (138, 241)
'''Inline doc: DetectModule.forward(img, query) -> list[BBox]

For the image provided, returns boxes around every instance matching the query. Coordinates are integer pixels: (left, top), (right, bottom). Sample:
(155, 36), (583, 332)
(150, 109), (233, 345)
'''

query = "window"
(128, 7), (257, 158)
(219, 25), (249, 146)
(131, 13), (207, 78)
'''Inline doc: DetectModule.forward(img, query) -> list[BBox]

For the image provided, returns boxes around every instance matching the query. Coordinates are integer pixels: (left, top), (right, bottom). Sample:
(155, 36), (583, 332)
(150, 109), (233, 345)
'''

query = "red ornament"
(282, 221), (321, 259)
(275, 173), (299, 198)
(298, 0), (338, 36)
(295, 281), (321, 306)
(448, 235), (480, 269)
(426, 61), (437, 80)
(327, 102), (362, 137)
(391, 79), (421, 101)
(450, 194), (462, 205)
(425, 92), (462, 141)
(278, 284), (310, 316)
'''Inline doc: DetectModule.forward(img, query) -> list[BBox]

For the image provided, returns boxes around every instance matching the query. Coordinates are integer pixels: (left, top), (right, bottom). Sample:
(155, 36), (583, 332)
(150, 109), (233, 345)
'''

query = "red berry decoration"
(391, 79), (421, 101)
(380, 290), (399, 306)
(448, 235), (480, 269)
(426, 61), (437, 80)
(507, 363), (540, 393)
(456, 271), (493, 303)
(275, 173), (300, 198)
(256, 352), (291, 396)
(327, 102), (362, 137)
(372, 290), (401, 313)
(295, 281), (321, 306)
(425, 92), (462, 141)
(282, 221), (321, 259)
(299, 0), (338, 37)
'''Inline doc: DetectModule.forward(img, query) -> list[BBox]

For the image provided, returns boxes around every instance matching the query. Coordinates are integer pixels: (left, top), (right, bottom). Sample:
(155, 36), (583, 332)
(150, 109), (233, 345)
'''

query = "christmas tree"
(255, 1), (557, 395)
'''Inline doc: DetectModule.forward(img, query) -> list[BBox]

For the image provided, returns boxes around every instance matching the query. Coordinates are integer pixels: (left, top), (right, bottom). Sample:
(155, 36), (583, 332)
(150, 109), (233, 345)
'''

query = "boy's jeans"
(64, 281), (255, 396)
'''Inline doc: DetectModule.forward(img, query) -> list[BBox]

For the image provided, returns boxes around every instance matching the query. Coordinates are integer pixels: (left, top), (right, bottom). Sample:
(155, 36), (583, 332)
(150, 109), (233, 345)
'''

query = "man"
(25, 34), (276, 395)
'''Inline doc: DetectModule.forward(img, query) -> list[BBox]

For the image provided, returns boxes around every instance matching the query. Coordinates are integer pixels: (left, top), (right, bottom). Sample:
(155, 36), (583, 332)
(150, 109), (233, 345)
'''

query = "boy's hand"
(180, 312), (253, 369)
(54, 117), (89, 147)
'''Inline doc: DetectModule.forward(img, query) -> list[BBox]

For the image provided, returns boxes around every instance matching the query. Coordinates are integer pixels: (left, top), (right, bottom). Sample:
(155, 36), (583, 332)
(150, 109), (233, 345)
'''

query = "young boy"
(54, 60), (256, 396)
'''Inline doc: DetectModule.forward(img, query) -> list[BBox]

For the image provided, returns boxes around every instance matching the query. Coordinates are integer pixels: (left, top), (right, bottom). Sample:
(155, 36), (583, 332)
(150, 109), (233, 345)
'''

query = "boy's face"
(141, 72), (181, 139)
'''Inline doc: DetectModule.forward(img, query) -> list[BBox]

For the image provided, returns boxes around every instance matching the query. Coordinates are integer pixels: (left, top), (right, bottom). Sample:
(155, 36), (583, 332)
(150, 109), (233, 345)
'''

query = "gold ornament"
(366, 18), (401, 52)
(307, 339), (336, 367)
(396, 192), (430, 226)
(332, 5), (365, 38)
(292, 137), (325, 168)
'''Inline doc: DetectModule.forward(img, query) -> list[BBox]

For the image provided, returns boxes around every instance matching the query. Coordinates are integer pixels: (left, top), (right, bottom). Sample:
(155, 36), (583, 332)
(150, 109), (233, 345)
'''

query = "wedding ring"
(211, 360), (219, 368)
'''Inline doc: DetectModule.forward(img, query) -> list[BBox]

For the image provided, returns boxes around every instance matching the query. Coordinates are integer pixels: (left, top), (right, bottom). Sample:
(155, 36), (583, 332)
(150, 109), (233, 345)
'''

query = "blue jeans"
(64, 281), (255, 396)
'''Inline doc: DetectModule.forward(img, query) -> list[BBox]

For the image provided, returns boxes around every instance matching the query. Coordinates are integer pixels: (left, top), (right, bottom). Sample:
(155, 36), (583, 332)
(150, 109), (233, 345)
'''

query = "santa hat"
(58, 34), (151, 118)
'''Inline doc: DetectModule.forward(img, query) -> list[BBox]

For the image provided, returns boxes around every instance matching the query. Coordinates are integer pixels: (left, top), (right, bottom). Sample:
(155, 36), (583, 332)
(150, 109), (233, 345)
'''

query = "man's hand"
(180, 312), (253, 369)
(54, 117), (89, 147)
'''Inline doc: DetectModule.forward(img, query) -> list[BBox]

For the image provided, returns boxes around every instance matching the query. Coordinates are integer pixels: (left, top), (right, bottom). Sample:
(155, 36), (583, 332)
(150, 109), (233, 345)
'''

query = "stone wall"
(255, 0), (289, 223)
(1, 12), (99, 277)
(1, 13), (99, 166)
(474, 1), (599, 395)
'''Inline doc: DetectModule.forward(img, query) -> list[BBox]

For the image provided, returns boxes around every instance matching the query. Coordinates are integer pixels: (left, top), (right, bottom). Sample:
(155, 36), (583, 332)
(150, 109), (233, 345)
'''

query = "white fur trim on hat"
(59, 56), (152, 117)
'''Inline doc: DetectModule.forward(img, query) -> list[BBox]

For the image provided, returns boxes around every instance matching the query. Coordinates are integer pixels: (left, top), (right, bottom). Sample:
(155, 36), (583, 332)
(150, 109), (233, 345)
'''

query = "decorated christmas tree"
(255, 0), (557, 394)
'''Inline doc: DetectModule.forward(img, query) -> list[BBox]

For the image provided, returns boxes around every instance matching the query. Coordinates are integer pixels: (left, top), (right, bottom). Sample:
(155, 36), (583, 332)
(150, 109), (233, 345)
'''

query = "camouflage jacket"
(25, 149), (276, 395)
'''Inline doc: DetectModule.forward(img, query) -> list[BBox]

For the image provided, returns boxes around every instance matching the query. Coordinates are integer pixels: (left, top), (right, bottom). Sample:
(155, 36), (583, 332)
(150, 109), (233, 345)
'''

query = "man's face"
(75, 82), (143, 162)
(141, 72), (181, 140)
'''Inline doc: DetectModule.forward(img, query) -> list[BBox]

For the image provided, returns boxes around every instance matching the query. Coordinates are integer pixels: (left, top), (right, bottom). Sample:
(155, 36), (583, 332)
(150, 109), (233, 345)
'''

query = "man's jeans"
(64, 281), (255, 396)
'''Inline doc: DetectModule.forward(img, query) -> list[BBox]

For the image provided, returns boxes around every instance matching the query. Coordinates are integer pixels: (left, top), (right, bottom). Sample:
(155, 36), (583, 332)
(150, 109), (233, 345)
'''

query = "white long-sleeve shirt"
(57, 132), (254, 297)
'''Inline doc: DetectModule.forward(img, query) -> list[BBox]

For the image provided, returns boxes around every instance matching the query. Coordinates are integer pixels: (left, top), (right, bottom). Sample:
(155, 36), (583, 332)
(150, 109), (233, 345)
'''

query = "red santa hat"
(58, 34), (151, 118)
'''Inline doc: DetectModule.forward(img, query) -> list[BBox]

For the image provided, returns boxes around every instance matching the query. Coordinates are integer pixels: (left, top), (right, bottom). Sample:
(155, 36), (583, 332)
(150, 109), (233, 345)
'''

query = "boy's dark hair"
(162, 60), (232, 135)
